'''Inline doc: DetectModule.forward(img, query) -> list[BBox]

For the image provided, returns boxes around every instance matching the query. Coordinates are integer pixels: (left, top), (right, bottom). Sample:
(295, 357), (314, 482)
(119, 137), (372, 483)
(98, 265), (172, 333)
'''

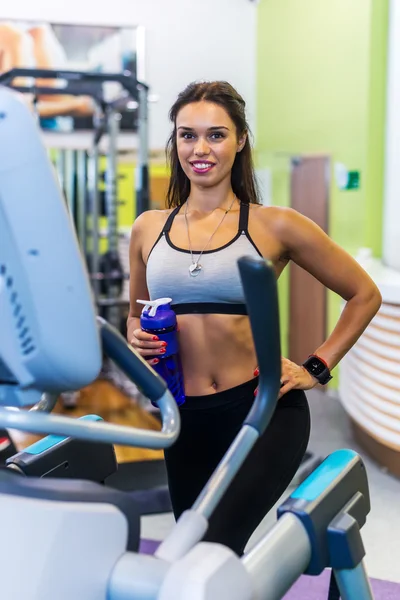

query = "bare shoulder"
(131, 208), (173, 235)
(249, 205), (328, 260)
(250, 204), (315, 236)
(249, 204), (299, 231)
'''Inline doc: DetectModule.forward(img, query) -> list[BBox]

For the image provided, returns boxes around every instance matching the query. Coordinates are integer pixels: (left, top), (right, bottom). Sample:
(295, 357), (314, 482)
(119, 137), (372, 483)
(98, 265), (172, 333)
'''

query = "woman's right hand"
(129, 329), (167, 367)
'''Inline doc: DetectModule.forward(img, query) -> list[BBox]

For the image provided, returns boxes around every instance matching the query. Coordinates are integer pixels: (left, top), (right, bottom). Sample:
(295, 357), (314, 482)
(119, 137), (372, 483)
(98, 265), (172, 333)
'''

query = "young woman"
(127, 81), (381, 555)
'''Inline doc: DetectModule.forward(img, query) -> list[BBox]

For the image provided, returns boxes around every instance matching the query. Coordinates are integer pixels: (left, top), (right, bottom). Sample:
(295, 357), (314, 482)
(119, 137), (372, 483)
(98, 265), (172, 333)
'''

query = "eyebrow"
(177, 126), (230, 131)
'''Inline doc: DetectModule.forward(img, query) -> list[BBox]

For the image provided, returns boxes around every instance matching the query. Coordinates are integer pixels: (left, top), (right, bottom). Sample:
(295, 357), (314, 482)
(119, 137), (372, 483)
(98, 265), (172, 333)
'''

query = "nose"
(194, 137), (210, 156)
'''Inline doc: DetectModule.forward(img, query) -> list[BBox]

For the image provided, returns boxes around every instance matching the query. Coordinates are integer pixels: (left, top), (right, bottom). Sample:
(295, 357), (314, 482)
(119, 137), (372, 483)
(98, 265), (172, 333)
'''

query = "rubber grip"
(238, 256), (281, 435)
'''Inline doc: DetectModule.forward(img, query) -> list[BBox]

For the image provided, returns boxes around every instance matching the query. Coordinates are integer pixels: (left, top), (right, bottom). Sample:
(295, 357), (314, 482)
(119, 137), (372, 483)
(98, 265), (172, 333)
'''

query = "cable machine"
(0, 67), (150, 332)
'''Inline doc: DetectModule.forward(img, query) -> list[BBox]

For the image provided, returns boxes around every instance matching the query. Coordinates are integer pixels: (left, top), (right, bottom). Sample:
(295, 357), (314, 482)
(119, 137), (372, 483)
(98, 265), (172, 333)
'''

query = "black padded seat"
(0, 469), (140, 551)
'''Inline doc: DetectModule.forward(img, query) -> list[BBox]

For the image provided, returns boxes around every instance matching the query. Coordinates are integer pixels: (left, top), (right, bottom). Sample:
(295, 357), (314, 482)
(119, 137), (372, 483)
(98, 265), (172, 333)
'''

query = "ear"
(237, 132), (247, 153)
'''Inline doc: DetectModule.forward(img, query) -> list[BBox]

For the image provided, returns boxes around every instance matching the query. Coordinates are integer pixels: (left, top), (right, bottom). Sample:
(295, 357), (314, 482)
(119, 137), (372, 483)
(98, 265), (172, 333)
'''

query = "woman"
(127, 81), (381, 555)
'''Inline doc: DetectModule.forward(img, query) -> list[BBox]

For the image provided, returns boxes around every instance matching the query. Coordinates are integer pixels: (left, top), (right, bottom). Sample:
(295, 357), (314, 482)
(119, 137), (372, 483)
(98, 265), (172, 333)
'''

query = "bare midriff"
(176, 313), (257, 396)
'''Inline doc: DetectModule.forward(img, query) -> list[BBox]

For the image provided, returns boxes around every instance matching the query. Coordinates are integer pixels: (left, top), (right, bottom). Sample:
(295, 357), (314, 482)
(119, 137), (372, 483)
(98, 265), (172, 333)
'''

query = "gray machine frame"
(0, 260), (375, 600)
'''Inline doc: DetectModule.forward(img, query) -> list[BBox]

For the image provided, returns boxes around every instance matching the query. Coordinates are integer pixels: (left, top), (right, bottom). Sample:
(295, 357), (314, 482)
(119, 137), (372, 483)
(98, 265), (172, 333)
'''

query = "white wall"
(383, 0), (400, 270)
(1, 0), (257, 150)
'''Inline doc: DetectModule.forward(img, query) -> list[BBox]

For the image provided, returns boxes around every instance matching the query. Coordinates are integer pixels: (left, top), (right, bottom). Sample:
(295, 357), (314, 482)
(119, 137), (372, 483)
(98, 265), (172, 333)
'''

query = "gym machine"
(0, 86), (375, 599)
(0, 66), (150, 331)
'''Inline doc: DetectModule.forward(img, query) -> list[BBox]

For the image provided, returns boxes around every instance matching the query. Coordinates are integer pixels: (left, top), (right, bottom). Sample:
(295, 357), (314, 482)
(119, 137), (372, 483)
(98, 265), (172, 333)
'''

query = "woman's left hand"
(279, 357), (318, 398)
(254, 357), (319, 399)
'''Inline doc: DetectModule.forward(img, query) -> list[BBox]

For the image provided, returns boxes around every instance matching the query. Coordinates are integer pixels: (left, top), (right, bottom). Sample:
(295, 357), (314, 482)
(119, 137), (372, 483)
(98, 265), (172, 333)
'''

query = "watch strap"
(302, 354), (332, 385)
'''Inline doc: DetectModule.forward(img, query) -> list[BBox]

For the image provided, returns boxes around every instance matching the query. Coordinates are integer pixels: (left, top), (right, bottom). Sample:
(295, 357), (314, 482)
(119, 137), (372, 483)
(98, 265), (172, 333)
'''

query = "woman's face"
(176, 101), (246, 188)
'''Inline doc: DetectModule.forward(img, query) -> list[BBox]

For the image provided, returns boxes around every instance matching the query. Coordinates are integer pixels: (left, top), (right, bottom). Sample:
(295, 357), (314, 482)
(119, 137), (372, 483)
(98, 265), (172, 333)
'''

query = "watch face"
(306, 357), (326, 377)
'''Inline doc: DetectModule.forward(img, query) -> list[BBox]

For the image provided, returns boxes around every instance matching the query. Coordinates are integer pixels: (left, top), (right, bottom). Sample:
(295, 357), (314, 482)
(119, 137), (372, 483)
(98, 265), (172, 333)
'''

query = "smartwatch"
(302, 355), (332, 385)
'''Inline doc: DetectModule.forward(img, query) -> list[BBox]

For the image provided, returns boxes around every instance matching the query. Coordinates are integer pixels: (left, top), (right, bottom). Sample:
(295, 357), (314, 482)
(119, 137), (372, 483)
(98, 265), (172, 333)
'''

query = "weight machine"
(0, 67), (150, 331)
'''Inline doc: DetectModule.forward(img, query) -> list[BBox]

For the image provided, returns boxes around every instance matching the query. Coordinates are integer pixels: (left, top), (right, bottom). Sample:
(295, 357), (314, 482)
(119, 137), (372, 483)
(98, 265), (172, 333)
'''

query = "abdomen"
(177, 314), (257, 396)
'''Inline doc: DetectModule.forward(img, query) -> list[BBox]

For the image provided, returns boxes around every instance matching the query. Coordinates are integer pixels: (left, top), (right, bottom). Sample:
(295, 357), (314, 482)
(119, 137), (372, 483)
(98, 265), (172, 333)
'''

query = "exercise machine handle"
(0, 391), (180, 450)
(190, 257), (281, 518)
(156, 256), (283, 554)
(0, 321), (181, 449)
(238, 256), (281, 435)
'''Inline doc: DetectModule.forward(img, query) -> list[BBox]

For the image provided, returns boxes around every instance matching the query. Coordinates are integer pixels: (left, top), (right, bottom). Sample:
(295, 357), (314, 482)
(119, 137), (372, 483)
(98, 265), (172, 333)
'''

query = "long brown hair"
(166, 81), (260, 208)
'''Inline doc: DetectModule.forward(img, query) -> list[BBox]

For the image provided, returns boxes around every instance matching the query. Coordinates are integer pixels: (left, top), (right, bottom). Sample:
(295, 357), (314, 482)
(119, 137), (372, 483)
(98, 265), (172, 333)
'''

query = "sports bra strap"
(163, 202), (249, 234)
(162, 206), (181, 233)
(238, 202), (250, 233)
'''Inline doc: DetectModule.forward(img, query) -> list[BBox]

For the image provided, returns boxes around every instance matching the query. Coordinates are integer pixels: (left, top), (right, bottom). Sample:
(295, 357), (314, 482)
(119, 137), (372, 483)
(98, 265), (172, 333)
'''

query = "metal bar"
(135, 84), (150, 215)
(29, 393), (58, 413)
(334, 562), (375, 600)
(190, 258), (281, 520)
(88, 111), (102, 302)
(242, 513), (312, 600)
(135, 26), (147, 83)
(0, 389), (179, 449)
(76, 150), (88, 255)
(5, 85), (103, 103)
(105, 108), (123, 328)
(55, 149), (66, 200)
(238, 257), (281, 435)
(64, 149), (75, 219)
(106, 109), (120, 255)
(0, 67), (148, 95)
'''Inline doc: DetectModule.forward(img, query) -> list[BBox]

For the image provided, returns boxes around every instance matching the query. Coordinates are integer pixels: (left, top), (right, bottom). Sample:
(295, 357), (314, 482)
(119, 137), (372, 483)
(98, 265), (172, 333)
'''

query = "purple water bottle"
(137, 297), (185, 406)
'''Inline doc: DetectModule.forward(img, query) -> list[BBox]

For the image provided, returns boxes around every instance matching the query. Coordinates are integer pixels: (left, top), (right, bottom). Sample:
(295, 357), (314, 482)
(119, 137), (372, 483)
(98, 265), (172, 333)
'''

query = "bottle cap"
(137, 298), (172, 317)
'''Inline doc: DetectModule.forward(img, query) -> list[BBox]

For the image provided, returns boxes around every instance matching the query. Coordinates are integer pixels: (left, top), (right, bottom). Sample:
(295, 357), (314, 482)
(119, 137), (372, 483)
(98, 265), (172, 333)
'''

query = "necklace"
(184, 195), (237, 277)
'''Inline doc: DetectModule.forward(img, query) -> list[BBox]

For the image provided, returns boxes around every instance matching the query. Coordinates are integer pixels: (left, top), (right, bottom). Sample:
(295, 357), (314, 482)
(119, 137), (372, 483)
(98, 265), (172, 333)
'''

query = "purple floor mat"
(140, 538), (161, 555)
(139, 539), (400, 599)
(283, 569), (400, 599)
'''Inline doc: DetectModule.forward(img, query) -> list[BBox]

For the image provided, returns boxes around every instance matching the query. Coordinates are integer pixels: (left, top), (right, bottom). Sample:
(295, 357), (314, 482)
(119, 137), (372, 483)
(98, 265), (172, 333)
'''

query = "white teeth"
(193, 163), (212, 170)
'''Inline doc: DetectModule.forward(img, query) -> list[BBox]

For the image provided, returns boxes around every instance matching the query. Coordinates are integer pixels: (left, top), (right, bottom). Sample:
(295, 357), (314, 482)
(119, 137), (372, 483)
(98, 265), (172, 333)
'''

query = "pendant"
(189, 262), (202, 277)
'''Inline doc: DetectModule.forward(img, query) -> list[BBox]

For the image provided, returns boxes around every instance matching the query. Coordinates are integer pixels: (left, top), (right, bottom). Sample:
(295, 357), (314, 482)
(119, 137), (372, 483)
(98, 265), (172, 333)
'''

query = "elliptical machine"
(0, 85), (375, 600)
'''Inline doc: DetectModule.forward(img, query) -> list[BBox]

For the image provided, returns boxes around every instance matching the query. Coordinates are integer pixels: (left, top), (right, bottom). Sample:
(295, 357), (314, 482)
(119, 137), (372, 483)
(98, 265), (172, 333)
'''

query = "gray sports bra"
(146, 202), (263, 315)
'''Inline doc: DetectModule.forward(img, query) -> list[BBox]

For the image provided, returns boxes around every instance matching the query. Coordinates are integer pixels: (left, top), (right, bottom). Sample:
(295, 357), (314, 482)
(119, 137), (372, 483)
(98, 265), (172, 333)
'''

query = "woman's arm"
(277, 207), (382, 370)
(126, 213), (166, 365)
(264, 207), (382, 397)
(126, 214), (150, 343)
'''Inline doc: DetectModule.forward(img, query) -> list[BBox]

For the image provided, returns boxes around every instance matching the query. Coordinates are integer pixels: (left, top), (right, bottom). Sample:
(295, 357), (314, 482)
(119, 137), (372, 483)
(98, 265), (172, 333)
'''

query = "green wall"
(256, 0), (388, 362)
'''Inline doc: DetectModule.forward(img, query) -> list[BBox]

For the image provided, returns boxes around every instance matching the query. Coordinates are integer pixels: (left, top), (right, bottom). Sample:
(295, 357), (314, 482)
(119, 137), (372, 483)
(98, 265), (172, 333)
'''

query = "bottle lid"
(137, 298), (172, 317)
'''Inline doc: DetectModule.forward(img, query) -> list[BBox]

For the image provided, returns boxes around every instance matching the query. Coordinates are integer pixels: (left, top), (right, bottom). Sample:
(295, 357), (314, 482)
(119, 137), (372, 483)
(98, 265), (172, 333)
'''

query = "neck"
(186, 179), (236, 213)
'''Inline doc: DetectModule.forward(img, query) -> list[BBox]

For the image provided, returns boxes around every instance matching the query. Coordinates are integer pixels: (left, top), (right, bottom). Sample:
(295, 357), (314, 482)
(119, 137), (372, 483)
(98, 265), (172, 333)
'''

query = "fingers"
(133, 329), (164, 346)
(278, 381), (295, 398)
(279, 357), (296, 398)
(279, 362), (299, 397)
(138, 346), (167, 358)
(137, 345), (167, 357)
(279, 360), (318, 398)
(130, 329), (167, 356)
(148, 358), (160, 367)
(255, 357), (314, 400)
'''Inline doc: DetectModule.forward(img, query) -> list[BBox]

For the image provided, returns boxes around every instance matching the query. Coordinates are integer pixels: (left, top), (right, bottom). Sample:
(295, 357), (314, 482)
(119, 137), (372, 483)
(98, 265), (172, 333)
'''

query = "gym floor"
(141, 389), (400, 585)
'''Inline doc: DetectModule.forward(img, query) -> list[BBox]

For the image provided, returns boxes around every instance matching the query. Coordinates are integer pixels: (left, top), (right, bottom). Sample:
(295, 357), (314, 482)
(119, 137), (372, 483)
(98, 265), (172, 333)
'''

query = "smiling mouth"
(190, 161), (216, 174)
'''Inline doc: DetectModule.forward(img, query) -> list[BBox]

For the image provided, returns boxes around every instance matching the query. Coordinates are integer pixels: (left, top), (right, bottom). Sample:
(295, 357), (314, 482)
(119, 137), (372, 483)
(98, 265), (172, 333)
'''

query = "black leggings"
(164, 377), (310, 556)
